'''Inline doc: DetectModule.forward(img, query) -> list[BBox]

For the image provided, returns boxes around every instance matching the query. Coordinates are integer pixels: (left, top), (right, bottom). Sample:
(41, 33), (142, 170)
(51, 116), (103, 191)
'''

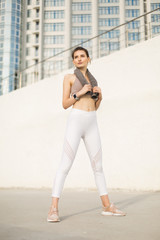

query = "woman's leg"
(83, 115), (110, 207)
(48, 110), (82, 220)
(83, 114), (126, 216)
(52, 126), (81, 198)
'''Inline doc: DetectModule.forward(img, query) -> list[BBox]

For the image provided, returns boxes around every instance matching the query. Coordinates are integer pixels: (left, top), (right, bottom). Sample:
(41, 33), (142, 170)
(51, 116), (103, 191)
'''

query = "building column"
(92, 0), (98, 60)
(139, 0), (144, 42)
(119, 0), (125, 49)
(2, 0), (12, 94)
(146, 0), (152, 39)
(65, 0), (71, 68)
(40, 0), (43, 79)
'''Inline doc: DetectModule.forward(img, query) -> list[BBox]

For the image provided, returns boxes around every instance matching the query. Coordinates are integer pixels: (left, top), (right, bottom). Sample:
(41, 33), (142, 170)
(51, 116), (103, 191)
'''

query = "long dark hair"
(71, 47), (89, 59)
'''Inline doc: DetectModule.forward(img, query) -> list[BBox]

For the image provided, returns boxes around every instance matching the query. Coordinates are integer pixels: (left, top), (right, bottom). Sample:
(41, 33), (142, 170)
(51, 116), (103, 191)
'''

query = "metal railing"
(0, 7), (160, 96)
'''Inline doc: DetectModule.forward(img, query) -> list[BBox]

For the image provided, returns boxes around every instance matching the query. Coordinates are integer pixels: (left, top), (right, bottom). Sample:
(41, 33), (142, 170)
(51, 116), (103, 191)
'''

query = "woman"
(47, 47), (126, 222)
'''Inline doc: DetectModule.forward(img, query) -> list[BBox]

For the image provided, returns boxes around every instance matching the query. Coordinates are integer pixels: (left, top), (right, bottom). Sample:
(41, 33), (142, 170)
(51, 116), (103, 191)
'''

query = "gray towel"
(74, 68), (98, 89)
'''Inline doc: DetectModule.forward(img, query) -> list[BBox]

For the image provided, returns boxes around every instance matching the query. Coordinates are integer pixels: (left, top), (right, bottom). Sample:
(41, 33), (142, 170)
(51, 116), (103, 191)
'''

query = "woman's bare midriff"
(73, 94), (96, 112)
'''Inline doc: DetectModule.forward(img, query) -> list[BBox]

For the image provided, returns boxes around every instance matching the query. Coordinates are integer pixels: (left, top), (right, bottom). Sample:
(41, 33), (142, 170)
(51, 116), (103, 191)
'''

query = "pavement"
(0, 188), (160, 240)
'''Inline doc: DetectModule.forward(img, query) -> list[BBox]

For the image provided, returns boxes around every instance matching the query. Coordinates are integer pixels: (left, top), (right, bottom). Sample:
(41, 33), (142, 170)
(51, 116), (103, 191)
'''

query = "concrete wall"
(0, 35), (160, 191)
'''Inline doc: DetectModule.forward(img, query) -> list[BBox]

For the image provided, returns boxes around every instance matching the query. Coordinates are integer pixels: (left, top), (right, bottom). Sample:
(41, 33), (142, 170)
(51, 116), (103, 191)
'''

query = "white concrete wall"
(0, 35), (160, 191)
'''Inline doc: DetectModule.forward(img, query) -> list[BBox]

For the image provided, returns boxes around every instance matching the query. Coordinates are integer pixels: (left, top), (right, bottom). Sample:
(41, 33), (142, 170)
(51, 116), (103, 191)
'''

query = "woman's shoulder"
(64, 74), (76, 84)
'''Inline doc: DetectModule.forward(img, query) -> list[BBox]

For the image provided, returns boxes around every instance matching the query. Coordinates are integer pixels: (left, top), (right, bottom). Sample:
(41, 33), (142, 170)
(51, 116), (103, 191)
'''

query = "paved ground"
(0, 189), (160, 240)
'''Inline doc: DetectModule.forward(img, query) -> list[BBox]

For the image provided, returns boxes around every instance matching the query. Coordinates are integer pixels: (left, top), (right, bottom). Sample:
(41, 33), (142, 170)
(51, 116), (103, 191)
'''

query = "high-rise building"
(1, 0), (160, 93)
(0, 0), (22, 95)
(20, 0), (160, 87)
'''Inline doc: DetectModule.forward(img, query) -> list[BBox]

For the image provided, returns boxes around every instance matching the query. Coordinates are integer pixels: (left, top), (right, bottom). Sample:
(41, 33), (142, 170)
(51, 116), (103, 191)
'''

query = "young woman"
(47, 47), (126, 222)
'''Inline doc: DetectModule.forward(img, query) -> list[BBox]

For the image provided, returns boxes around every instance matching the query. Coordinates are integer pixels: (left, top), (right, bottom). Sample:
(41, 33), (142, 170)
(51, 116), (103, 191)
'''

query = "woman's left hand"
(93, 86), (102, 101)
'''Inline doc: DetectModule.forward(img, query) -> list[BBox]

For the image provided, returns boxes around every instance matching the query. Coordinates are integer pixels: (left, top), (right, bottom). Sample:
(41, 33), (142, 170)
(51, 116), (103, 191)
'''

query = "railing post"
(118, 36), (120, 50)
(108, 40), (110, 55)
(138, 27), (140, 42)
(148, 22), (152, 39)
(19, 72), (22, 89)
(125, 29), (128, 47)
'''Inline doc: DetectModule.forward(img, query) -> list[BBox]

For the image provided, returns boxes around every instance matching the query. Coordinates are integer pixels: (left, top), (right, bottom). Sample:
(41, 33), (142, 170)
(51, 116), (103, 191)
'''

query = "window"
(35, 21), (39, 30)
(44, 10), (64, 19)
(12, 3), (16, 9)
(99, 18), (119, 27)
(35, 47), (39, 56)
(0, 36), (4, 42)
(16, 23), (20, 30)
(0, 9), (5, 15)
(128, 32), (140, 41)
(72, 14), (91, 23)
(0, 23), (4, 28)
(72, 39), (92, 48)
(0, 29), (4, 34)
(72, 2), (91, 11)
(16, 11), (20, 17)
(43, 48), (64, 58)
(100, 29), (120, 38)
(27, 22), (31, 30)
(99, 7), (119, 15)
(72, 26), (92, 35)
(26, 48), (30, 56)
(152, 25), (160, 34)
(100, 41), (120, 51)
(27, 10), (31, 18)
(12, 16), (15, 23)
(26, 60), (31, 67)
(151, 3), (160, 11)
(27, 0), (31, 5)
(125, 0), (139, 6)
(127, 20), (140, 29)
(44, 35), (64, 44)
(151, 14), (160, 22)
(44, 23), (64, 32)
(26, 34), (31, 43)
(43, 60), (64, 77)
(99, 0), (119, 3)
(125, 9), (140, 17)
(1, 16), (5, 22)
(15, 50), (19, 57)
(44, 0), (65, 7)
(35, 34), (39, 43)
(36, 9), (39, 18)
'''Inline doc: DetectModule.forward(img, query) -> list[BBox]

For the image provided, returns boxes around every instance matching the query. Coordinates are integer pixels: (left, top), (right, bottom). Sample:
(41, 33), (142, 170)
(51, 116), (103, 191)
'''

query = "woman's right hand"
(77, 84), (92, 97)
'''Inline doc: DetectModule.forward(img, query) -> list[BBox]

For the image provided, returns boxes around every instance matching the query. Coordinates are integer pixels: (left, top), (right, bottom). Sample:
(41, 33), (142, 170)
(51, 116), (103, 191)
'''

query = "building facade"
(1, 0), (160, 93)
(0, 0), (22, 95)
(20, 0), (160, 87)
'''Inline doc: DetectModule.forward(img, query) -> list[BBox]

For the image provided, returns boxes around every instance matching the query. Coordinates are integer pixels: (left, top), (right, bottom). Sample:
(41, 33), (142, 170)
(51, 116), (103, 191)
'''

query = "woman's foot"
(101, 203), (126, 216)
(47, 206), (60, 222)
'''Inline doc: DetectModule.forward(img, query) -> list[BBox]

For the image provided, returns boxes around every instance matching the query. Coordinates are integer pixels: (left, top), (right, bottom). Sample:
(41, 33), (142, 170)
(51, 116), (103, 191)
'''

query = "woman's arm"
(62, 75), (92, 109)
(62, 75), (77, 109)
(93, 86), (103, 111)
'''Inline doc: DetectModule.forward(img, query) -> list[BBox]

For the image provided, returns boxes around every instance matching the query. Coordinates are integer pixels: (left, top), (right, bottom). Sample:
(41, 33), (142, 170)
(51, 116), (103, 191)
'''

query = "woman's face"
(73, 50), (90, 68)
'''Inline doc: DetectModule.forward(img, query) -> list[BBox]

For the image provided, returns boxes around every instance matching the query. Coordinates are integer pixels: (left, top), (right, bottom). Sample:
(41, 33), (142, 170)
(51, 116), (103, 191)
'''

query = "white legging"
(52, 108), (108, 198)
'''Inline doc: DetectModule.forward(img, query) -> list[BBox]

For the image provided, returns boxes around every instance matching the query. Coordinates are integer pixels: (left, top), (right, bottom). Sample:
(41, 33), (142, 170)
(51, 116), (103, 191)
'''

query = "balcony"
(32, 37), (39, 46)
(33, 11), (40, 21)
(33, 0), (40, 9)
(32, 24), (40, 34)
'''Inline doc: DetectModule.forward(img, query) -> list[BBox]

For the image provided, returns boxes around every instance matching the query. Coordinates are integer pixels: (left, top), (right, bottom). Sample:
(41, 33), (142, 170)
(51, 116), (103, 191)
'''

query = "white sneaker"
(47, 207), (60, 222)
(101, 203), (126, 216)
